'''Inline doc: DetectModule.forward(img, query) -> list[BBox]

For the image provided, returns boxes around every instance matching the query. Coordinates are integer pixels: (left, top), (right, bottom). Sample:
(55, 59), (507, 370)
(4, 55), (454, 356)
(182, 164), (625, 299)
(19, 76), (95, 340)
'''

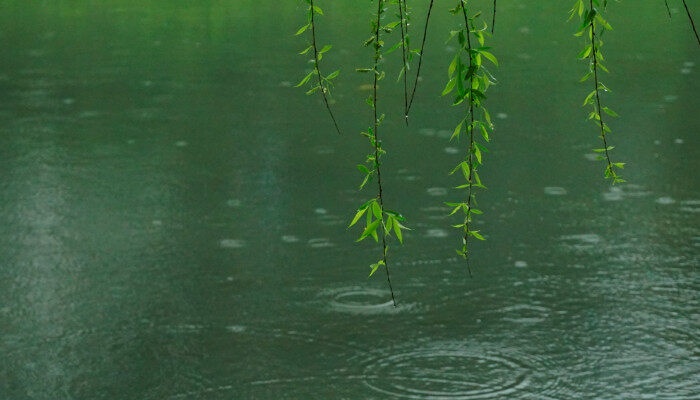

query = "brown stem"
(406, 0), (434, 116)
(665, 0), (672, 19)
(310, 0), (342, 134)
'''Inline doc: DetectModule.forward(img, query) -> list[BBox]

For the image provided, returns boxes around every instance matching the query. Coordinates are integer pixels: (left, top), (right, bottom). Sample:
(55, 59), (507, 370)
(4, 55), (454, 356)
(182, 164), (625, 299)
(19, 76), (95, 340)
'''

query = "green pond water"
(1, 1), (698, 399)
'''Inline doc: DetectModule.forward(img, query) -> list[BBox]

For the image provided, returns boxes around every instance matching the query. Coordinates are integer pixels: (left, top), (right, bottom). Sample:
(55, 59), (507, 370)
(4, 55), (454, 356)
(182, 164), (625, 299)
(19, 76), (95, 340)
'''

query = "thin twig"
(460, 0), (474, 278)
(372, 0), (397, 307)
(681, 0), (700, 45)
(492, 0), (497, 34)
(406, 0), (434, 116)
(398, 0), (409, 125)
(310, 0), (342, 134)
(665, 0), (672, 19)
(589, 0), (615, 175)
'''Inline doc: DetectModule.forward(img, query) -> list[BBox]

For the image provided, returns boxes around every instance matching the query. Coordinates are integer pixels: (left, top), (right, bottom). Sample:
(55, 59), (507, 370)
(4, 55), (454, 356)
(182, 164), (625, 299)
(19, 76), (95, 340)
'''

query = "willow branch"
(310, 0), (342, 134)
(589, 0), (614, 175)
(372, 0), (397, 307)
(406, 0), (434, 116)
(398, 0), (409, 124)
(681, 0), (700, 45)
(492, 0), (497, 34)
(460, 0), (474, 277)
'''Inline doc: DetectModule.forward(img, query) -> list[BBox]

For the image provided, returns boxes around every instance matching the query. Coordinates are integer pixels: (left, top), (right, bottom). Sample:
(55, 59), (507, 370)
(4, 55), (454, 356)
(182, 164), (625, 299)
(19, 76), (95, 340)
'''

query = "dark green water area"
(0, 1), (698, 398)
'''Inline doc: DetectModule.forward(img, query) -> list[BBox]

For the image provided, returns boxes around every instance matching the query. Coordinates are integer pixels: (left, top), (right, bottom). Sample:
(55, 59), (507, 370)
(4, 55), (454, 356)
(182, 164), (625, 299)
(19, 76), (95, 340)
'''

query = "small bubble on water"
(681, 68), (692, 74)
(219, 239), (245, 248)
(544, 187), (567, 196)
(425, 229), (448, 238)
(674, 138), (684, 144)
(226, 325), (246, 333)
(314, 208), (327, 215)
(436, 129), (451, 139)
(664, 95), (678, 102)
(419, 128), (435, 137)
(603, 188), (624, 201)
(683, 61), (695, 67)
(496, 112), (508, 119)
(313, 145), (334, 155)
(226, 199), (241, 207)
(175, 140), (188, 147)
(308, 238), (334, 248)
(282, 235), (299, 243)
(427, 187), (447, 196)
(444, 147), (459, 154)
(514, 261), (528, 268)
(655, 196), (675, 205)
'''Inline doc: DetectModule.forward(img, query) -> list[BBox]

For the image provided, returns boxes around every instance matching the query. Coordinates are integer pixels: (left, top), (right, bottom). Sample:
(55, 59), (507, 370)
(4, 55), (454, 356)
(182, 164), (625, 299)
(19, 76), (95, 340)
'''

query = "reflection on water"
(0, 0), (698, 399)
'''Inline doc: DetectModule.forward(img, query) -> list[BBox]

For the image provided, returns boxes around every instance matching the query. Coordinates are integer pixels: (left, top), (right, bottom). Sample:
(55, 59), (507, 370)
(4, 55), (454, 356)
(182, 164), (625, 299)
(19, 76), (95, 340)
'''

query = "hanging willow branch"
(664, 0), (672, 19)
(350, 0), (410, 307)
(295, 0), (342, 134)
(406, 0), (434, 116)
(398, 0), (410, 124)
(444, 0), (497, 275)
(681, 0), (700, 45)
(571, 0), (625, 183)
(492, 0), (497, 34)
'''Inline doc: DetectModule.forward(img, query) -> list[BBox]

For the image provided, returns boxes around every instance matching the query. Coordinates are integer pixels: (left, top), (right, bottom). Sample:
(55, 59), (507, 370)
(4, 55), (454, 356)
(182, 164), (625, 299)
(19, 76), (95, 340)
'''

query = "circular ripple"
(497, 304), (550, 324)
(361, 345), (533, 399)
(323, 286), (398, 314)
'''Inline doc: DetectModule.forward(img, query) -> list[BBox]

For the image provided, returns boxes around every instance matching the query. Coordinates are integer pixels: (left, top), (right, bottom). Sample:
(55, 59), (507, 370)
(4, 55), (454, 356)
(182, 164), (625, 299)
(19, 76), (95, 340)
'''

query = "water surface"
(1, 1), (698, 399)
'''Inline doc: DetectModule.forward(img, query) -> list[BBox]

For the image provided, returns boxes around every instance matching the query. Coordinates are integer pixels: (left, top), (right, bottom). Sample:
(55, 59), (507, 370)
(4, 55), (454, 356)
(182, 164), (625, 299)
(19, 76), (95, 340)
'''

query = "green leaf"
(451, 120), (463, 141)
(369, 260), (385, 277)
(358, 220), (380, 241)
(602, 107), (619, 117)
(442, 78), (457, 96)
(577, 44), (592, 59)
(326, 70), (339, 80)
(480, 51), (498, 66)
(471, 231), (485, 240)
(295, 71), (314, 88)
(393, 219), (403, 243)
(371, 201), (382, 219)
(295, 24), (309, 36)
(474, 145), (482, 164)
(349, 207), (368, 228)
